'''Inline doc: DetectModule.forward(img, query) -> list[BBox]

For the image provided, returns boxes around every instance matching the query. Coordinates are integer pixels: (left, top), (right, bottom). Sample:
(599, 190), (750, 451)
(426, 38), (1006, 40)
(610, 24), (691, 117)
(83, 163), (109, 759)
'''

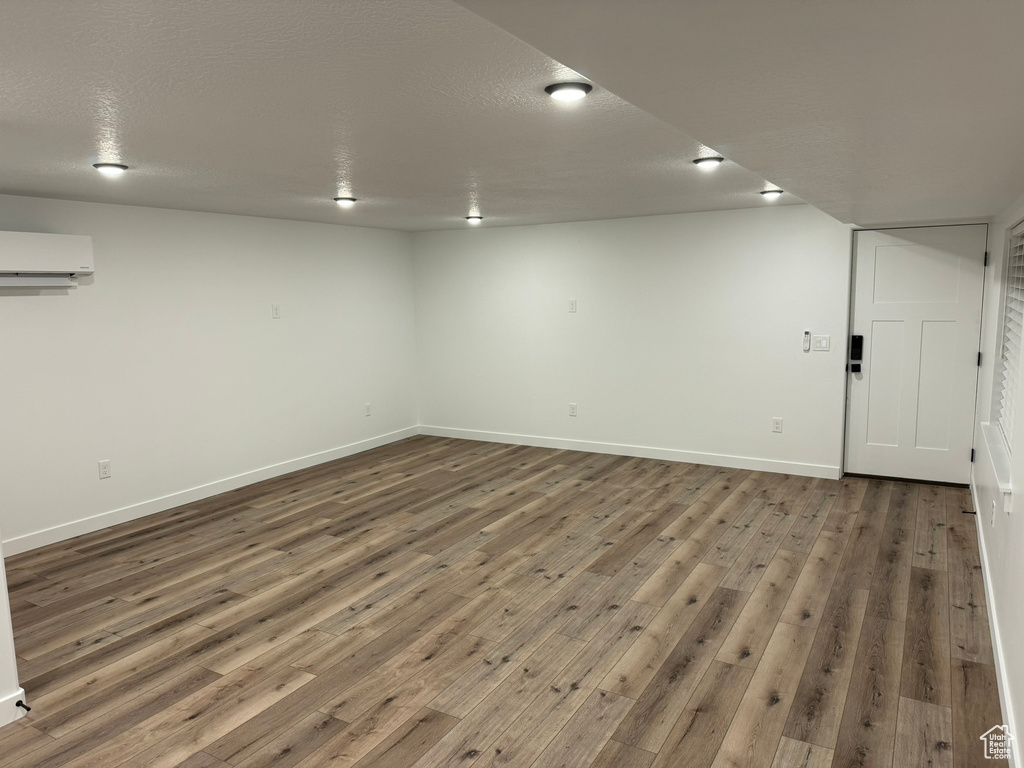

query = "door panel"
(915, 321), (955, 450)
(872, 243), (961, 303)
(845, 225), (986, 483)
(865, 320), (904, 446)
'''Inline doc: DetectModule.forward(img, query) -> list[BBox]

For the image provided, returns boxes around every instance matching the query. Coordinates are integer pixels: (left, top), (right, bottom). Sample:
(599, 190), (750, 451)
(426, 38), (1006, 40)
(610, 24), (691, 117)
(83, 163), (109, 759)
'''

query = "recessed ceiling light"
(760, 189), (783, 201)
(93, 163), (128, 177)
(465, 216), (484, 224)
(334, 197), (357, 208)
(693, 157), (725, 172)
(544, 82), (593, 102)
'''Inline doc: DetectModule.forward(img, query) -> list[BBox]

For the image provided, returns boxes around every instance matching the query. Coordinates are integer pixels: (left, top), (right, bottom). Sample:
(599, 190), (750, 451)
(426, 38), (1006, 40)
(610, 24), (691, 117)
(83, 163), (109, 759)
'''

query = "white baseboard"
(2, 427), (419, 556)
(971, 492), (1019, 768)
(0, 687), (26, 728)
(418, 425), (842, 479)
(3, 424), (840, 556)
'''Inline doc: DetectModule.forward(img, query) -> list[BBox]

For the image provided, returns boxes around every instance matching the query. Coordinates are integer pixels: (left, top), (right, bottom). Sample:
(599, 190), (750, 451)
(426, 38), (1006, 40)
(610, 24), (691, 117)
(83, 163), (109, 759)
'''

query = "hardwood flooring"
(0, 436), (1007, 767)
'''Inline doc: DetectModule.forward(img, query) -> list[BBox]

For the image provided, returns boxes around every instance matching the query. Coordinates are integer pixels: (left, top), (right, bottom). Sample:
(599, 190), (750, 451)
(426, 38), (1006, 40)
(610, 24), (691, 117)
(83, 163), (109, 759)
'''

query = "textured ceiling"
(0, 0), (795, 231)
(455, 0), (1024, 227)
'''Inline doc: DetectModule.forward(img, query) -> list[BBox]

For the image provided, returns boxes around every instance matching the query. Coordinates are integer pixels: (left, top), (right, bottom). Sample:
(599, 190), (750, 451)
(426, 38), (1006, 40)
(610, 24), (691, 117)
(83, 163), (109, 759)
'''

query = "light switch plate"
(812, 335), (830, 351)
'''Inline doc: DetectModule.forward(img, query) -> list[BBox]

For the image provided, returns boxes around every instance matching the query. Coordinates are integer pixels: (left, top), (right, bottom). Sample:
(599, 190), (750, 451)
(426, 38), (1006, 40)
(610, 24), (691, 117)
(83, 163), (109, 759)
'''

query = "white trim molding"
(0, 687), (27, 729)
(3, 423), (844, 557)
(981, 422), (1014, 515)
(418, 425), (842, 479)
(2, 427), (419, 555)
(971, 486), (1019, 768)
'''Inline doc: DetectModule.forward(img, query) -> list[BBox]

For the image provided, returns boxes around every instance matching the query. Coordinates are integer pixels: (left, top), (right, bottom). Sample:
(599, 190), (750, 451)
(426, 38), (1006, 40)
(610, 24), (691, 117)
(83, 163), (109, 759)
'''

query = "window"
(997, 222), (1024, 451)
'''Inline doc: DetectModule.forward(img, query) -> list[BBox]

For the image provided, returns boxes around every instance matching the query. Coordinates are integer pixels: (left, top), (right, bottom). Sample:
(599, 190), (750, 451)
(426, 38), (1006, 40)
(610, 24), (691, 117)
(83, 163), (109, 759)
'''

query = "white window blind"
(997, 223), (1024, 451)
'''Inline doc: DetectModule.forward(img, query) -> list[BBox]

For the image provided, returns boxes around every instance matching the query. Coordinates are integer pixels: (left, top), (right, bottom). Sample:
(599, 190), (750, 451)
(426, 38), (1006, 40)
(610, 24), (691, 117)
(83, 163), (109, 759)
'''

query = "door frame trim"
(838, 228), (856, 479)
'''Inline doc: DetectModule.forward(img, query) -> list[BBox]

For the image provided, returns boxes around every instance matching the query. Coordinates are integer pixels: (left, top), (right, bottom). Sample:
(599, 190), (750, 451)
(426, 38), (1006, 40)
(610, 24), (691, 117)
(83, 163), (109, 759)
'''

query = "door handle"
(850, 335), (863, 373)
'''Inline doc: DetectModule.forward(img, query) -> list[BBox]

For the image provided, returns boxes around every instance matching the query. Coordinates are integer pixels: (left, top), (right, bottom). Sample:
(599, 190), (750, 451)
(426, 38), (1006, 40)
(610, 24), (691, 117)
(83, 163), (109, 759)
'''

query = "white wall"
(0, 195), (418, 554)
(973, 189), (1024, 750)
(414, 205), (852, 477)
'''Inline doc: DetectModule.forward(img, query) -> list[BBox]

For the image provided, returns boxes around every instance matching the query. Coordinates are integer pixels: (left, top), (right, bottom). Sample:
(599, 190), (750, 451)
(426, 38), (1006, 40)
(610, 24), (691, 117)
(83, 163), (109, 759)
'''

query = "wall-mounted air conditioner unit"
(0, 231), (94, 288)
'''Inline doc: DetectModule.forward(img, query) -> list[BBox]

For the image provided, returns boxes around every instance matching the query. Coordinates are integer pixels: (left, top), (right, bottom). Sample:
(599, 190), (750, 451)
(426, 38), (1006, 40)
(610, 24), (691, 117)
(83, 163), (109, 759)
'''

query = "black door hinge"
(970, 448), (975, 462)
(978, 352), (982, 366)
(963, 508), (977, 515)
(985, 251), (989, 266)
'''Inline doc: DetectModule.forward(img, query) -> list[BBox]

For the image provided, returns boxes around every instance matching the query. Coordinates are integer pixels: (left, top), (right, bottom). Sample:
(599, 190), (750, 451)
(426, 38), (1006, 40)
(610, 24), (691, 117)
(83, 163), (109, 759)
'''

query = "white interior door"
(845, 225), (986, 483)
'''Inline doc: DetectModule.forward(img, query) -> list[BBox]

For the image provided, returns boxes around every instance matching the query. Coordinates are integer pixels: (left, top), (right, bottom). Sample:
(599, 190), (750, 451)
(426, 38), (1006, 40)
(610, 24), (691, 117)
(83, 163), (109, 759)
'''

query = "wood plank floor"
(0, 436), (1007, 768)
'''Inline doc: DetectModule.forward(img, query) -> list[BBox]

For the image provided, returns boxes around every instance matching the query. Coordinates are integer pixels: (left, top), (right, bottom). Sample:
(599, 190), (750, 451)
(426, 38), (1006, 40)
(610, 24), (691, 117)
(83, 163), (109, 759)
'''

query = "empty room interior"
(1, 1), (1023, 767)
